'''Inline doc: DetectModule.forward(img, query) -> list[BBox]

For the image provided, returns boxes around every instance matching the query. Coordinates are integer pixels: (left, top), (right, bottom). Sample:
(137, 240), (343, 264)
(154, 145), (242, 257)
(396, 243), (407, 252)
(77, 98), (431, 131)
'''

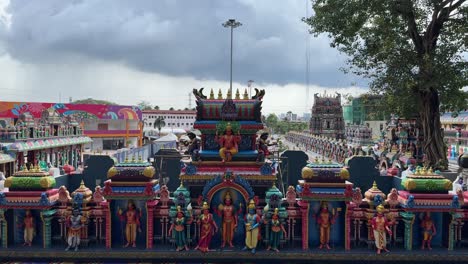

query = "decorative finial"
(217, 89), (223, 100)
(79, 180), (85, 189)
(235, 88), (241, 100)
(243, 89), (249, 100)
(372, 181), (378, 189)
(180, 180), (184, 188)
(248, 199), (256, 210)
(209, 89), (215, 99)
(226, 89), (232, 99)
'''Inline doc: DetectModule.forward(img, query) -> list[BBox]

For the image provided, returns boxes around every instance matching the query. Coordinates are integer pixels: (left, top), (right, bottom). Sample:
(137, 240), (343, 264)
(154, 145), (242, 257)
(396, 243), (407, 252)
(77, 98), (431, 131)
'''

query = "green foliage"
(153, 116), (166, 136)
(305, 0), (467, 113)
(305, 0), (467, 167)
(72, 98), (117, 105)
(265, 114), (279, 128)
(137, 101), (153, 110)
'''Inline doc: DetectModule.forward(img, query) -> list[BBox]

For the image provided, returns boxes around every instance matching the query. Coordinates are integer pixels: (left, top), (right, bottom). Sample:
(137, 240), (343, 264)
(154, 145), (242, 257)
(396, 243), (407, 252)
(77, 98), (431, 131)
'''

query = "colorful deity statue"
(17, 210), (35, 246)
(315, 202), (338, 250)
(66, 208), (84, 251)
(214, 191), (238, 248)
(186, 132), (201, 161)
(243, 199), (260, 254)
(118, 200), (142, 248)
(195, 202), (218, 253)
(168, 206), (190, 251)
(421, 212), (437, 250)
(371, 205), (392, 254)
(266, 208), (287, 252)
(257, 132), (277, 162)
(216, 123), (241, 163)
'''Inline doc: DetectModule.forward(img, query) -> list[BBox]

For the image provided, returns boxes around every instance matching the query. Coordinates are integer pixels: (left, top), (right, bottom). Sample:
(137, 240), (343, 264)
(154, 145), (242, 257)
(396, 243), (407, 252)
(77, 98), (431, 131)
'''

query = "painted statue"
(214, 191), (238, 248)
(421, 212), (437, 250)
(315, 202), (338, 250)
(257, 132), (277, 162)
(17, 210), (35, 246)
(186, 132), (201, 161)
(195, 202), (218, 253)
(243, 199), (260, 254)
(118, 200), (142, 248)
(216, 123), (240, 163)
(168, 206), (190, 251)
(371, 205), (392, 254)
(266, 208), (286, 252)
(65, 208), (83, 251)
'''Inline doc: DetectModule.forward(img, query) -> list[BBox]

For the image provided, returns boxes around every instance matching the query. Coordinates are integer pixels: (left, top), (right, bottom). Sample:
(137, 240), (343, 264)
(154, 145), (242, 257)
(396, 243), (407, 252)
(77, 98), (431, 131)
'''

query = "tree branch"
(396, 0), (424, 54)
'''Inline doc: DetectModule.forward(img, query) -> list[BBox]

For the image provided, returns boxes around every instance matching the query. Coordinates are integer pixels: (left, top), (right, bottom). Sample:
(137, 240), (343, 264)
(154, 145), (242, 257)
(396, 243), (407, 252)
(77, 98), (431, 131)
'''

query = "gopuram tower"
(309, 92), (345, 139)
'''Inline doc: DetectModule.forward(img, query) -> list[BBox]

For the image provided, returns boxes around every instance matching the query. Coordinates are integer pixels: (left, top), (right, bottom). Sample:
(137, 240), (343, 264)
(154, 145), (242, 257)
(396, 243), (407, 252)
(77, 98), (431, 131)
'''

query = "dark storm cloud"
(1, 0), (363, 87)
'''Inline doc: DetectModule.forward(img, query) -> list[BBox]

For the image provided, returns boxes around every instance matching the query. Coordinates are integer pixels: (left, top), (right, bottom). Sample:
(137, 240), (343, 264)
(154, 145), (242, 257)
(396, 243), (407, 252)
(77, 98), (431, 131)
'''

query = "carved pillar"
(0, 209), (7, 248)
(344, 204), (352, 250)
(399, 212), (415, 250)
(298, 200), (309, 250)
(103, 201), (111, 249)
(146, 200), (158, 249)
(40, 208), (56, 249)
(448, 212), (462, 251)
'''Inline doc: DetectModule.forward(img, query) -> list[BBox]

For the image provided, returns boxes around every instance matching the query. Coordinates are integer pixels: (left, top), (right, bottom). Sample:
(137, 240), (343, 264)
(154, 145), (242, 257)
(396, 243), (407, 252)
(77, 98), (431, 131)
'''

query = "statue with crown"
(371, 204), (393, 254)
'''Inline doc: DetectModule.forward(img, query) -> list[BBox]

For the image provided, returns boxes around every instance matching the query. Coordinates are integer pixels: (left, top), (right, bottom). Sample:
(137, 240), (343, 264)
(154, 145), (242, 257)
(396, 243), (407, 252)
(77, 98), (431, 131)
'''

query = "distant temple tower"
(309, 92), (345, 139)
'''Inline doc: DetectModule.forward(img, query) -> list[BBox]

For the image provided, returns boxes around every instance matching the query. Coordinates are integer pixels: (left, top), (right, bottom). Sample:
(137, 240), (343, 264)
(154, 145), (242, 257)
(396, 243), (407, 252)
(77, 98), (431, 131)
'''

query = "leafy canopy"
(305, 0), (467, 117)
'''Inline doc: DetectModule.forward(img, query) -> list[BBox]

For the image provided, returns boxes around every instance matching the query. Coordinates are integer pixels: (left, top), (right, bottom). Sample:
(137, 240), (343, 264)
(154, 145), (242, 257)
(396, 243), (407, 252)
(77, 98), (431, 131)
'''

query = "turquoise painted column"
(448, 212), (462, 251)
(400, 212), (415, 250)
(40, 209), (56, 249)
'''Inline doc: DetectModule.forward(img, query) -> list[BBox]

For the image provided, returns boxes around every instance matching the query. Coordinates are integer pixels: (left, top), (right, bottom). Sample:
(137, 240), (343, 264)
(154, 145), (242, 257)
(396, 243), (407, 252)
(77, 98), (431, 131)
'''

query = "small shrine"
(102, 156), (158, 249)
(0, 165), (58, 248)
(296, 159), (353, 249)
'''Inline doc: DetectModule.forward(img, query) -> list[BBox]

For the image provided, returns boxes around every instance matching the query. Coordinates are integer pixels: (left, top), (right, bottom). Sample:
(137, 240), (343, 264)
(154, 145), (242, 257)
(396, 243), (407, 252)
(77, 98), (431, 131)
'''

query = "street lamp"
(223, 19), (242, 94)
(247, 80), (254, 98)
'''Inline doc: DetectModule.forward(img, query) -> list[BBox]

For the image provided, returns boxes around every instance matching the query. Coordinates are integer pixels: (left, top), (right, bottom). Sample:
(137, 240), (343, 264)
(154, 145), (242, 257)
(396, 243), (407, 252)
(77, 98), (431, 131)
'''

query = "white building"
(142, 110), (196, 132)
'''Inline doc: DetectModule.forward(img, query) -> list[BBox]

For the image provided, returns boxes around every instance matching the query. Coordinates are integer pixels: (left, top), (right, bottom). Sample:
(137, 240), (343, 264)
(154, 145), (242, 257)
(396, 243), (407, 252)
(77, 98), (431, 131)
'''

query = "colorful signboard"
(0, 102), (142, 121)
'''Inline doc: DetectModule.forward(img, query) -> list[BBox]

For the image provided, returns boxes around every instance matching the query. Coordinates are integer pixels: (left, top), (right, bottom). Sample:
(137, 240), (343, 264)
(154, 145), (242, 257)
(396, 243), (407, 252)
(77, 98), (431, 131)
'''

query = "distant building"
(343, 95), (387, 138)
(441, 111), (468, 156)
(142, 109), (196, 132)
(0, 101), (142, 152)
(309, 93), (345, 139)
(302, 113), (311, 120)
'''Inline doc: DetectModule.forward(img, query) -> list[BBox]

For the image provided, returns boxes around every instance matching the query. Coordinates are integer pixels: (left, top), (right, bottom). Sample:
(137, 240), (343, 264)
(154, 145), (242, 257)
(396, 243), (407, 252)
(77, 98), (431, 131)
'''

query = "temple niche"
(309, 92), (345, 140)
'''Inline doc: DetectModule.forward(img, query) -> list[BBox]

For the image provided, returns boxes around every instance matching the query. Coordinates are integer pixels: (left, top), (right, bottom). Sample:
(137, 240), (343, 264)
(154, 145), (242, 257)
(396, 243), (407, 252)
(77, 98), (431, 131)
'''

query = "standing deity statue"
(195, 202), (218, 253)
(168, 206), (190, 251)
(17, 210), (35, 246)
(216, 123), (241, 163)
(421, 212), (437, 250)
(214, 191), (238, 248)
(266, 208), (287, 252)
(243, 200), (260, 254)
(371, 205), (392, 254)
(66, 208), (84, 251)
(315, 202), (338, 250)
(118, 200), (142, 248)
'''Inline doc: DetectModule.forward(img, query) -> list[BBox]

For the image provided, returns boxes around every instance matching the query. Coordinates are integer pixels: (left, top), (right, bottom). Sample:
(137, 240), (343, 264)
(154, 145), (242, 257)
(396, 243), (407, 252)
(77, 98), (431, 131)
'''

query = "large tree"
(305, 0), (468, 169)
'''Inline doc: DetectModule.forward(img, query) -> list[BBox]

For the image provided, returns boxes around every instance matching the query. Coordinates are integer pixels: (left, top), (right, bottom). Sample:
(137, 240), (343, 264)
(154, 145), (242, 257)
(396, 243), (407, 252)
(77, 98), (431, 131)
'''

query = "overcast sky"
(0, 0), (367, 115)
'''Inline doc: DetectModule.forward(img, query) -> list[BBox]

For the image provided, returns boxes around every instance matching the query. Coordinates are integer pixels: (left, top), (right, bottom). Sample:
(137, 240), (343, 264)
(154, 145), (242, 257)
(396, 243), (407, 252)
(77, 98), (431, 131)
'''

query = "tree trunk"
(419, 89), (448, 169)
